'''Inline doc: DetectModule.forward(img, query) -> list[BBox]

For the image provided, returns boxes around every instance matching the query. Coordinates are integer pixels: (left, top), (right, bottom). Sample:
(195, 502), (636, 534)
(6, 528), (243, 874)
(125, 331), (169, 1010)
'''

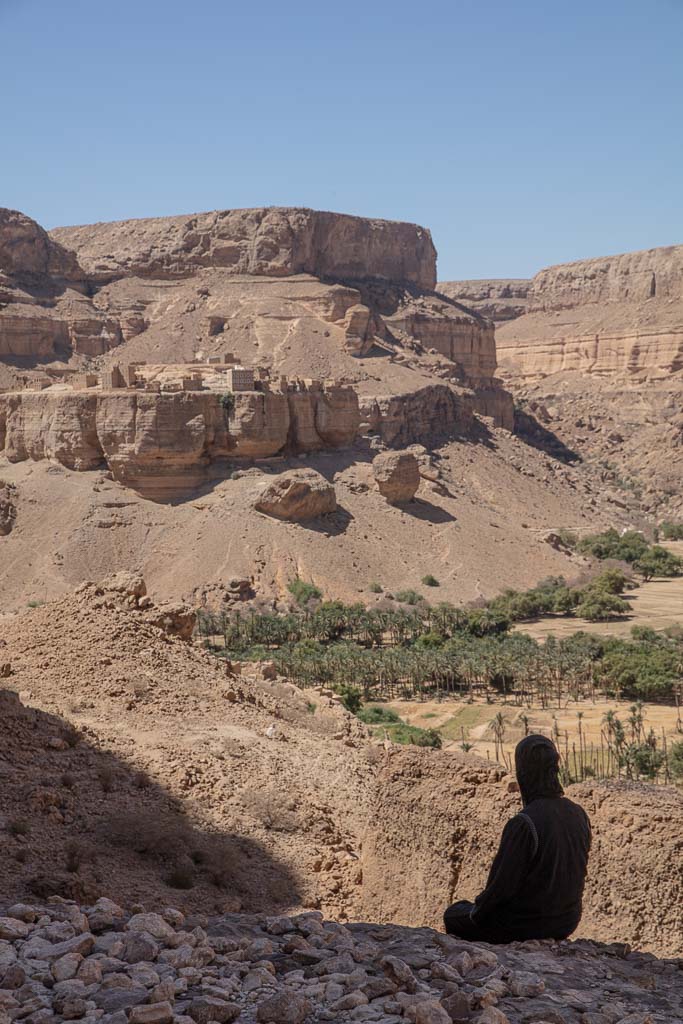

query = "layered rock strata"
(51, 207), (438, 288)
(0, 386), (359, 500)
(496, 244), (683, 377)
(0, 209), (123, 362)
(360, 385), (485, 446)
(438, 279), (531, 322)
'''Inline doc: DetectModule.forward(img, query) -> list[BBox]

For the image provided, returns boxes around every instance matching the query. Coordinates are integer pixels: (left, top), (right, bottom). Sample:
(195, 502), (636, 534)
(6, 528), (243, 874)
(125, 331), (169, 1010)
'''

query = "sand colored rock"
(0, 385), (359, 499)
(0, 208), (123, 366)
(361, 385), (476, 446)
(254, 468), (337, 520)
(496, 244), (683, 378)
(438, 280), (531, 322)
(372, 451), (420, 504)
(51, 207), (438, 288)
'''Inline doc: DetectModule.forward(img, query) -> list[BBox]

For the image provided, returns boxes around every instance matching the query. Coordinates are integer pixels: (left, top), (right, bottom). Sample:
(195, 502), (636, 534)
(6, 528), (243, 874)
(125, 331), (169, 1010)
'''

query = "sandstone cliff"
(496, 244), (683, 377)
(0, 209), (123, 364)
(51, 207), (438, 289)
(0, 385), (360, 500)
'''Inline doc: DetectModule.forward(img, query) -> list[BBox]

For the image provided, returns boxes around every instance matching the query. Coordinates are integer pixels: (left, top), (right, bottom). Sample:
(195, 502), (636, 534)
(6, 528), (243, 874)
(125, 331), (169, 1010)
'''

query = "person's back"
(444, 735), (591, 944)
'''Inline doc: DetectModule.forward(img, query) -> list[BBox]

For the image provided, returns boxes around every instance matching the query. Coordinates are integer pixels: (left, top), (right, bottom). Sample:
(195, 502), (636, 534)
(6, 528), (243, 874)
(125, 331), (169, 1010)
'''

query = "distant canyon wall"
(438, 279), (531, 322)
(494, 245), (683, 378)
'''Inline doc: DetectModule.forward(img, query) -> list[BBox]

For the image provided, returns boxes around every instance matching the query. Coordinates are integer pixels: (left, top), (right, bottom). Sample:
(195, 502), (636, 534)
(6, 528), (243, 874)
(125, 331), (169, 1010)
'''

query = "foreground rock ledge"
(0, 900), (680, 1024)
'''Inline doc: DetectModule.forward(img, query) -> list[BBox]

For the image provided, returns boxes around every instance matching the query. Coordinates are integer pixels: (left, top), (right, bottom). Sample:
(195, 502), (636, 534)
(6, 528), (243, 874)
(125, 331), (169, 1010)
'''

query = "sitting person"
(444, 734), (591, 944)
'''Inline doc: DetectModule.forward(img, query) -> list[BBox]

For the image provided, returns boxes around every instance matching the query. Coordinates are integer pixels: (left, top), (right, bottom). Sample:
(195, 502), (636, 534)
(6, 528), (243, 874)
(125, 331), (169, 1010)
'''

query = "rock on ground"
(0, 900), (680, 1024)
(372, 451), (421, 504)
(254, 469), (337, 521)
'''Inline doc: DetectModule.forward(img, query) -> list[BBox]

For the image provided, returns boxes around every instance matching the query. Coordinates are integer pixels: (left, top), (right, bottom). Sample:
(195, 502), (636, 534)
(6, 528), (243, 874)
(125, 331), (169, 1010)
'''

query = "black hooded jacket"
(470, 735), (592, 941)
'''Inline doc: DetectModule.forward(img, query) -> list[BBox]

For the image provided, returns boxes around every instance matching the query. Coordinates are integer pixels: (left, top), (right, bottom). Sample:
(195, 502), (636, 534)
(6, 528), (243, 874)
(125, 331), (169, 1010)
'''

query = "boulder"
(254, 469), (336, 521)
(372, 451), (420, 504)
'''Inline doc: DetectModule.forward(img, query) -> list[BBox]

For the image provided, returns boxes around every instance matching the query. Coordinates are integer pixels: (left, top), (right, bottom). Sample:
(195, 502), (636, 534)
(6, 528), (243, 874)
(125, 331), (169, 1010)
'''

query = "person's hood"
(515, 734), (564, 805)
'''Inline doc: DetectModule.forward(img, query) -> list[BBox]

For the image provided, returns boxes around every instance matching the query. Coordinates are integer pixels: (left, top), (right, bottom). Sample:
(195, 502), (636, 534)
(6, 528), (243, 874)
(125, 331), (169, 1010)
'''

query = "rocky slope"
(438, 282), (530, 323)
(0, 210), (121, 370)
(1, 582), (682, 960)
(0, 901), (680, 1024)
(0, 420), (631, 612)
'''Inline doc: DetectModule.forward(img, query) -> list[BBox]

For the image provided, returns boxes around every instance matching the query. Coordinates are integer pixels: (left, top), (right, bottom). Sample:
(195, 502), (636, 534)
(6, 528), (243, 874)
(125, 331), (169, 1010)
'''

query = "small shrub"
(166, 862), (195, 890)
(332, 683), (363, 714)
(671, 741), (683, 782)
(421, 575), (440, 587)
(98, 767), (115, 793)
(358, 705), (401, 726)
(306, 701), (316, 715)
(287, 578), (322, 605)
(27, 600), (43, 609)
(64, 839), (96, 873)
(659, 521), (683, 541)
(219, 392), (235, 417)
(369, 582), (383, 593)
(247, 788), (298, 832)
(7, 817), (30, 837)
(395, 589), (423, 606)
(132, 771), (151, 790)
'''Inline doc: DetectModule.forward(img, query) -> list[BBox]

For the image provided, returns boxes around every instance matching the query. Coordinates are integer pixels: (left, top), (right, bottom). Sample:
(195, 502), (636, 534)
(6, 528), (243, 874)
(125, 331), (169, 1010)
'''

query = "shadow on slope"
(514, 405), (581, 464)
(0, 688), (299, 914)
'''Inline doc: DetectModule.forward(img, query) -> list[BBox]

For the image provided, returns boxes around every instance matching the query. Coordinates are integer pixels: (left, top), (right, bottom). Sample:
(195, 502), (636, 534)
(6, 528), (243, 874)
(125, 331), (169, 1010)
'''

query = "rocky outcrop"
(372, 451), (420, 504)
(254, 468), (337, 520)
(496, 245), (683, 378)
(438, 279), (531, 322)
(384, 294), (497, 381)
(0, 208), (83, 285)
(0, 386), (359, 500)
(51, 207), (438, 289)
(0, 209), (124, 363)
(361, 385), (476, 447)
(0, 479), (16, 534)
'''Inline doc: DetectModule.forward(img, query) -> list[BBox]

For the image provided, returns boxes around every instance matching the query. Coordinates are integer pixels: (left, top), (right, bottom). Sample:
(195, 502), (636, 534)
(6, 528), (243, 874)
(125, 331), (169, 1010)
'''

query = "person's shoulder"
(561, 796), (591, 825)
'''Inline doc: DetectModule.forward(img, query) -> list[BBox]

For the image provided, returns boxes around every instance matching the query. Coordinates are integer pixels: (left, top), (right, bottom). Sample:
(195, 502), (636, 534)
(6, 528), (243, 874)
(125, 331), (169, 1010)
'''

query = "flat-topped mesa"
(496, 243), (683, 378)
(438, 279), (531, 322)
(527, 244), (683, 310)
(51, 207), (438, 289)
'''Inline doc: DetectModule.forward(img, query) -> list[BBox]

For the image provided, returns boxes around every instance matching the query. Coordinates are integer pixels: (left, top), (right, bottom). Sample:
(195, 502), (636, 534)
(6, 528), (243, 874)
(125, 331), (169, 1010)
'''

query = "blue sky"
(2, 0), (682, 278)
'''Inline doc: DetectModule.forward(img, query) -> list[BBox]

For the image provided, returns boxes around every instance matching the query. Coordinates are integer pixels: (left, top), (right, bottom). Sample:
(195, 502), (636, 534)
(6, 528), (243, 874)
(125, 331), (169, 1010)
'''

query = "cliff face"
(51, 207), (438, 289)
(438, 279), (531, 322)
(0, 386), (360, 500)
(496, 244), (683, 377)
(0, 209), (123, 363)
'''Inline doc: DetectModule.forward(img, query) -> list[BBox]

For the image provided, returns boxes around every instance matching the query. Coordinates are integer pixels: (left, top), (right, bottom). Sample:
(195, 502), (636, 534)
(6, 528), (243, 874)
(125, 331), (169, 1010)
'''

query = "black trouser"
(443, 900), (512, 944)
(444, 900), (576, 944)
